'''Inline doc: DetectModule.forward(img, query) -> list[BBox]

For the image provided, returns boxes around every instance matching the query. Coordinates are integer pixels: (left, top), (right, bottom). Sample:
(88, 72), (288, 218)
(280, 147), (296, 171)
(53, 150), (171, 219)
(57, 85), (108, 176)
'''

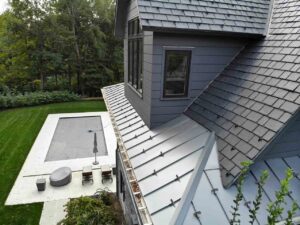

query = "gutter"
(102, 86), (153, 225)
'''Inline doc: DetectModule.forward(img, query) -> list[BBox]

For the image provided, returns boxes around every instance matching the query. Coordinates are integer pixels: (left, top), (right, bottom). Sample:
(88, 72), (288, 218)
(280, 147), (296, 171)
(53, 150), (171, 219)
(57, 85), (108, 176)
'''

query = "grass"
(0, 100), (106, 225)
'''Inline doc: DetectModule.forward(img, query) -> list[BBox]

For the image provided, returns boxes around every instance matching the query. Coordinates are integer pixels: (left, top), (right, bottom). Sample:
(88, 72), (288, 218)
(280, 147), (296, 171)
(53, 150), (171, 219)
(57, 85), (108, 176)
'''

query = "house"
(102, 0), (300, 224)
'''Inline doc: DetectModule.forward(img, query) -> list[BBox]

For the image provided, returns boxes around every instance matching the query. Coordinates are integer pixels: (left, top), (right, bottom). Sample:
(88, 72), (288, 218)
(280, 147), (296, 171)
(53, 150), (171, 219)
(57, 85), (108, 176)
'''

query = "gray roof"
(102, 86), (300, 225)
(102, 84), (213, 225)
(185, 0), (300, 187)
(137, 0), (271, 35)
(183, 146), (300, 225)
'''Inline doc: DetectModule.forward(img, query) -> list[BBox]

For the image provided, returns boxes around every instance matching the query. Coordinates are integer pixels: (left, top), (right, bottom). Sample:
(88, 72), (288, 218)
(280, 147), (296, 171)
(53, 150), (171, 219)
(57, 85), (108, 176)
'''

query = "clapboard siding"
(123, 0), (153, 127)
(150, 33), (246, 127)
(261, 112), (300, 159)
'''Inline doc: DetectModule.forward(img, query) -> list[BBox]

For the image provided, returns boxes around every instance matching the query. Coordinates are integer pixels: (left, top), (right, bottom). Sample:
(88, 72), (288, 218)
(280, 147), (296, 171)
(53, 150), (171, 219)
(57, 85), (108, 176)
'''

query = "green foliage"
(267, 169), (296, 225)
(285, 202), (299, 225)
(248, 170), (269, 225)
(230, 164), (300, 225)
(58, 193), (122, 225)
(0, 91), (79, 109)
(0, 0), (123, 96)
(32, 79), (42, 91)
(230, 161), (252, 225)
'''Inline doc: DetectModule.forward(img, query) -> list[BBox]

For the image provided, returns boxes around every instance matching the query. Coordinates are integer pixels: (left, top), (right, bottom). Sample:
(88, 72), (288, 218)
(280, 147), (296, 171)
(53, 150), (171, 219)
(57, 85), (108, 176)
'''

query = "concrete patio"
(5, 112), (117, 206)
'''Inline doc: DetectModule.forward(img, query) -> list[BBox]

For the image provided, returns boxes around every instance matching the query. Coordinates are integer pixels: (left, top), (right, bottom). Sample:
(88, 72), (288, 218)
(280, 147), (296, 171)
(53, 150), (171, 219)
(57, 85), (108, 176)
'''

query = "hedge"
(0, 91), (80, 109)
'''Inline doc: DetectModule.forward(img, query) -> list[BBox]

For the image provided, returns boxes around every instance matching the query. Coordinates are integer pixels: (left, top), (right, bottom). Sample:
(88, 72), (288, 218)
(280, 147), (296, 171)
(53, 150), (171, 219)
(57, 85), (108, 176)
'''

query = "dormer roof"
(115, 0), (272, 38)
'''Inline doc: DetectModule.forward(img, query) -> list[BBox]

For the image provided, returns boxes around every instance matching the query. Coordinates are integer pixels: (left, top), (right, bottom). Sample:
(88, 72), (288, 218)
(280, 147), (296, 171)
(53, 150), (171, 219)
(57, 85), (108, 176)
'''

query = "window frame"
(163, 50), (192, 98)
(127, 17), (143, 95)
(119, 172), (125, 201)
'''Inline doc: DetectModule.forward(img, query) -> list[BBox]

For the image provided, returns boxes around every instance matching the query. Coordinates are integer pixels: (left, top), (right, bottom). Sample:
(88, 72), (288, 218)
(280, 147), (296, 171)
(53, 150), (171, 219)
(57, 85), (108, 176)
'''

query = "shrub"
(0, 91), (80, 109)
(58, 193), (123, 225)
(230, 164), (299, 225)
(32, 80), (42, 91)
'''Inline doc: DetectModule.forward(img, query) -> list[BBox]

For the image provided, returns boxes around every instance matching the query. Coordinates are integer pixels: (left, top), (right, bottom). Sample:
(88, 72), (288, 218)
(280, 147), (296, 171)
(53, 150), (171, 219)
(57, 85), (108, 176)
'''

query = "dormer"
(115, 0), (271, 128)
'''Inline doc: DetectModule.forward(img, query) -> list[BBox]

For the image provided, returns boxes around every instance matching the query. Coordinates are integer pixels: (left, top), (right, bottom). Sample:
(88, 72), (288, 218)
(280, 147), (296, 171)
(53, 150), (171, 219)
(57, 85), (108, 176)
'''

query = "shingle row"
(185, 0), (300, 187)
(138, 0), (271, 35)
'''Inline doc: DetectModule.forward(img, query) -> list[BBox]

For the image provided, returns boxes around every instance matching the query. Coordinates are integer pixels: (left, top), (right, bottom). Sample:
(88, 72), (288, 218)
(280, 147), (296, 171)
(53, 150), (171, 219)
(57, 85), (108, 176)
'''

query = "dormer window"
(163, 50), (191, 98)
(128, 18), (143, 94)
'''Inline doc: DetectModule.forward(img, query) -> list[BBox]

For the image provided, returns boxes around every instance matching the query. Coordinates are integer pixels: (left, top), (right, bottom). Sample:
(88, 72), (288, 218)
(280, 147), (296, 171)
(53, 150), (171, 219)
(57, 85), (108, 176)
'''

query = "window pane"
(164, 51), (191, 97)
(133, 19), (138, 35)
(128, 41), (132, 83)
(135, 19), (139, 35)
(128, 21), (132, 36)
(127, 17), (143, 95)
(133, 39), (138, 88)
(138, 39), (143, 93)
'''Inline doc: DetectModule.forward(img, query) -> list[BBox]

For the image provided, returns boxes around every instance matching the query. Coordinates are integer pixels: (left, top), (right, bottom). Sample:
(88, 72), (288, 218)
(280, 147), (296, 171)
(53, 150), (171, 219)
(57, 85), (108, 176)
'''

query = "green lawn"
(0, 101), (106, 225)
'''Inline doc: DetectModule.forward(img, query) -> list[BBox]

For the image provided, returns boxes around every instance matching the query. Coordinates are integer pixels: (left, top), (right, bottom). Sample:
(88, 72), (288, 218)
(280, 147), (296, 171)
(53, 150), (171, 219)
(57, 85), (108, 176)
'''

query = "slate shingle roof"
(185, 0), (300, 187)
(138, 0), (271, 35)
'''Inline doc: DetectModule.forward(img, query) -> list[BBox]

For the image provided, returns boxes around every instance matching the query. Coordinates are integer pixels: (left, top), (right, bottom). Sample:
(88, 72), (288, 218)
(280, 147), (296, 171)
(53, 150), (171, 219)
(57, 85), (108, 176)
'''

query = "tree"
(0, 0), (123, 96)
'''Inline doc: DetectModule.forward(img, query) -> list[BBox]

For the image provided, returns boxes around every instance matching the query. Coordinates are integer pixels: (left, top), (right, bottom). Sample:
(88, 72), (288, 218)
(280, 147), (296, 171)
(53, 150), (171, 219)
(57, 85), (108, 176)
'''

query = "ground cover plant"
(0, 91), (79, 109)
(0, 100), (106, 225)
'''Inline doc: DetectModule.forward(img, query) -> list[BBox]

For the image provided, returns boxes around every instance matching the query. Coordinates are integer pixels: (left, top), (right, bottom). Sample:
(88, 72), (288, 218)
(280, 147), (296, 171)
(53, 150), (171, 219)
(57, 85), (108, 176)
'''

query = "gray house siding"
(123, 0), (153, 127)
(116, 151), (141, 225)
(260, 112), (300, 159)
(150, 33), (247, 127)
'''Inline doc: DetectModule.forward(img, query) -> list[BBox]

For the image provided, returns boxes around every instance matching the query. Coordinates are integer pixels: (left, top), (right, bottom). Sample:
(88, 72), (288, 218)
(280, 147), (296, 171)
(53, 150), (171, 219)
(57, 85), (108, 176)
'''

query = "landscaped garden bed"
(0, 91), (80, 110)
(59, 191), (123, 225)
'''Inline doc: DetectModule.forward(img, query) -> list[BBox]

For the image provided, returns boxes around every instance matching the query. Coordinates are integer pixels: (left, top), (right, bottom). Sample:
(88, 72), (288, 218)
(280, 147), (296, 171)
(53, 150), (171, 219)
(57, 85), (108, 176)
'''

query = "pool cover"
(45, 116), (108, 161)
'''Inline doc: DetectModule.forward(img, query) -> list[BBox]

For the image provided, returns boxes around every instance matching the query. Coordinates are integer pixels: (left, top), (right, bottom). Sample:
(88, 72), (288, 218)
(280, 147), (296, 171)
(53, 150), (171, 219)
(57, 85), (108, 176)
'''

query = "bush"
(0, 91), (80, 109)
(58, 193), (123, 225)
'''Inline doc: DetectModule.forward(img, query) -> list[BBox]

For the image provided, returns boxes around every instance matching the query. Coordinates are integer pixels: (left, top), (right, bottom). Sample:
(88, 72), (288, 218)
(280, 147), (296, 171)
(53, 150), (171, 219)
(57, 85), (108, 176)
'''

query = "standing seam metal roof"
(185, 0), (300, 187)
(183, 146), (300, 225)
(102, 84), (212, 225)
(137, 0), (271, 35)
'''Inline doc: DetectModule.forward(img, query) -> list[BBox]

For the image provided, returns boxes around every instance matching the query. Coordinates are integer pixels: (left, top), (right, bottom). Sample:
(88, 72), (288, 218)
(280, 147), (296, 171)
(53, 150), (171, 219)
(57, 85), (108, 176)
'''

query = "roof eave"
(142, 26), (266, 39)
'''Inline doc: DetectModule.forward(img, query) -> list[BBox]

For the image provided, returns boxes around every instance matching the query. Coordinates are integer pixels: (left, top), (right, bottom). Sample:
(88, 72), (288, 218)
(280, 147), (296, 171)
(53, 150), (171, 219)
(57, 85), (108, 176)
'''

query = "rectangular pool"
(45, 116), (108, 161)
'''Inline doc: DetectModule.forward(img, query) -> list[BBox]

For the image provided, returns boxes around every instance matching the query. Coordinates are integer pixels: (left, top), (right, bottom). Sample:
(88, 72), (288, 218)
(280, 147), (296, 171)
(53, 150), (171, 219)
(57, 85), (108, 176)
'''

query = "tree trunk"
(69, 1), (82, 95)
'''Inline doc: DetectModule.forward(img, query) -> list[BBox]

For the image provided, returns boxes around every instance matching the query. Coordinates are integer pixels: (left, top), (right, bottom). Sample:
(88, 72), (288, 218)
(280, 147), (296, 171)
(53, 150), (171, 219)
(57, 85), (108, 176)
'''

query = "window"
(163, 50), (191, 98)
(120, 172), (125, 201)
(128, 18), (143, 94)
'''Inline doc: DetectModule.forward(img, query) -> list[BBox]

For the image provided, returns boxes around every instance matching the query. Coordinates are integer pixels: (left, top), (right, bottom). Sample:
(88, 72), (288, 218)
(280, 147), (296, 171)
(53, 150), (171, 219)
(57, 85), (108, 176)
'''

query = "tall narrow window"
(120, 172), (125, 201)
(128, 18), (143, 94)
(163, 50), (191, 98)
